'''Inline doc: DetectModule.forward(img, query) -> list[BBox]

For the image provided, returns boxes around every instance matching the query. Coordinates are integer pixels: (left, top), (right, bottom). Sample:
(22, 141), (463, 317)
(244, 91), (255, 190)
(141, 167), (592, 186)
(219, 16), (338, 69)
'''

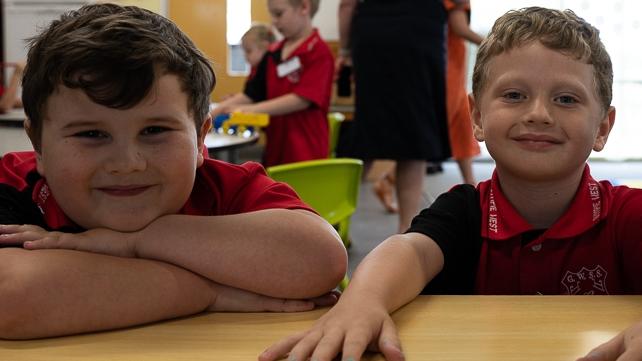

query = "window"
(226, 0), (251, 75)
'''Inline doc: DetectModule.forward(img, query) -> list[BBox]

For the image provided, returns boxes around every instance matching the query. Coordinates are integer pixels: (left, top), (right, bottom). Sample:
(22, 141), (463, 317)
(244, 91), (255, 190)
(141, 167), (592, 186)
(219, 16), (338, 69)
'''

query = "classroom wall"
(168, 0), (270, 101)
(313, 0), (339, 40)
(169, 0), (338, 100)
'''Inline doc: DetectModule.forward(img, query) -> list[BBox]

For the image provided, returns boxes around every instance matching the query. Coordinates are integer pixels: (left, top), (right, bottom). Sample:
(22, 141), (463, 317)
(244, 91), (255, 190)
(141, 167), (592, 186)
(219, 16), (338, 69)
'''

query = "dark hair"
(472, 7), (612, 114)
(22, 3), (215, 151)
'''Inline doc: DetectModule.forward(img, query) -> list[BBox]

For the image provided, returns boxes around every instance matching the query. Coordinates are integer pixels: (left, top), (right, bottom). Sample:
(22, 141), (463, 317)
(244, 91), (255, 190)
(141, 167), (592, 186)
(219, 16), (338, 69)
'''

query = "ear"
(592, 106), (615, 152)
(300, 0), (311, 16)
(23, 118), (45, 175)
(469, 93), (485, 142)
(196, 116), (212, 167)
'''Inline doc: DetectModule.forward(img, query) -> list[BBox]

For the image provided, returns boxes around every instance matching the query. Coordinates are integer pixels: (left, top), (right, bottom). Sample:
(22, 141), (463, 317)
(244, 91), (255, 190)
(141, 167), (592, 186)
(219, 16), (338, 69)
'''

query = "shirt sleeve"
(292, 47), (334, 110)
(614, 188), (642, 293)
(243, 53), (269, 102)
(406, 184), (482, 294)
(226, 162), (316, 214)
(0, 183), (46, 247)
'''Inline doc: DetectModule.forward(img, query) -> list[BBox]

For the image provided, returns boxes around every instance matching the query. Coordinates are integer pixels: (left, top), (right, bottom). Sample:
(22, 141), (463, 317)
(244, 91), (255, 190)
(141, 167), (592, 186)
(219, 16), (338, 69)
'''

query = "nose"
(523, 96), (554, 126)
(103, 142), (147, 174)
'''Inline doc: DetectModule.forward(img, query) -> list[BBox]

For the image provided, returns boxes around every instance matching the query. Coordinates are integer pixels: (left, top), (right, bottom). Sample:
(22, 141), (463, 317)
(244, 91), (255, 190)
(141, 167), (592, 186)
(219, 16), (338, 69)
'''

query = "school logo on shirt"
(561, 265), (609, 295)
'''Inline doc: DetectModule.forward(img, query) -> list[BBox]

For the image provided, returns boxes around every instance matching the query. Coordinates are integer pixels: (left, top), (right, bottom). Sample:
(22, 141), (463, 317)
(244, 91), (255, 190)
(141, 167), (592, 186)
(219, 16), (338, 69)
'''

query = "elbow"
(0, 263), (33, 340)
(309, 226), (349, 295)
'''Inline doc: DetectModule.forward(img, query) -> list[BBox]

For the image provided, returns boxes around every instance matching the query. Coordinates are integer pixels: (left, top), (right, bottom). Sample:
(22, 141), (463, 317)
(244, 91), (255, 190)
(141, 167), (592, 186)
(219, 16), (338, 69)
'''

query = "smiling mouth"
(97, 185), (153, 197)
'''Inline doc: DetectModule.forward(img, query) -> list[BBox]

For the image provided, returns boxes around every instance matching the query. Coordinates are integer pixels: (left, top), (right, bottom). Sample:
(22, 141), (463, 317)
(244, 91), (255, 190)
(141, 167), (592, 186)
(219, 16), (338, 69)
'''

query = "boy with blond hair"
(259, 7), (642, 361)
(0, 3), (346, 340)
(212, 0), (333, 166)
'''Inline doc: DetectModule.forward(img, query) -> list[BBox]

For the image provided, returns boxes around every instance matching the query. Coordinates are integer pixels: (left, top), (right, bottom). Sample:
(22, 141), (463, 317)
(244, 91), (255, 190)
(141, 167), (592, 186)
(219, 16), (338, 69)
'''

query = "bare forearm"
(134, 210), (347, 298)
(338, 0), (357, 50)
(340, 233), (444, 313)
(0, 248), (213, 339)
(449, 10), (484, 45)
(247, 94), (311, 116)
(211, 93), (253, 117)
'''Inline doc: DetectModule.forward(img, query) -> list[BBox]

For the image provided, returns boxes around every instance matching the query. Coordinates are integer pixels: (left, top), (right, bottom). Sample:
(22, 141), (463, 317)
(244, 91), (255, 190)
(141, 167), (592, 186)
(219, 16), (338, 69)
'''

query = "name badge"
(277, 56), (302, 78)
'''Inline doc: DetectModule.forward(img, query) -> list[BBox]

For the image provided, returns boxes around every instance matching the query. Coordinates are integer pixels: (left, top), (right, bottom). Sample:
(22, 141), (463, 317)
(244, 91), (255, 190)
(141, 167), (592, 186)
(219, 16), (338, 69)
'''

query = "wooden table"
(1, 295), (640, 360)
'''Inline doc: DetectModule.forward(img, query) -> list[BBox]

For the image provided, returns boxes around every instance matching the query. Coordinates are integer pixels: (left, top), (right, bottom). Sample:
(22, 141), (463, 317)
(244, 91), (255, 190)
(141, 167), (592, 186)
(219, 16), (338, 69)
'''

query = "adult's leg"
(372, 164), (398, 213)
(455, 157), (476, 185)
(395, 159), (426, 233)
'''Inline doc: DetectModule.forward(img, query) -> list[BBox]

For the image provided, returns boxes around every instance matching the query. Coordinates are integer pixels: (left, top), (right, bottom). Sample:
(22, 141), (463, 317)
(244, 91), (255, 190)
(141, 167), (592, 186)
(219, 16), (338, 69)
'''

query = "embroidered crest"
(561, 265), (608, 295)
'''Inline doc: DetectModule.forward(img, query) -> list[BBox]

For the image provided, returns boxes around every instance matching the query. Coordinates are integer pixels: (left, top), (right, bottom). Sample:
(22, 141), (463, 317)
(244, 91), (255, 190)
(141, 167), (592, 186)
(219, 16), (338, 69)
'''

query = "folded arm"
(132, 209), (347, 298)
(12, 209), (347, 299)
(0, 246), (333, 340)
(0, 247), (214, 339)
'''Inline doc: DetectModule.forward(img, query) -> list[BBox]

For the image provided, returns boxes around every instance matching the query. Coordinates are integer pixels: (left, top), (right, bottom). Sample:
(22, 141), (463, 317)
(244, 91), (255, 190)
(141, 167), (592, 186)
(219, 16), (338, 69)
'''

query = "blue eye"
(557, 95), (577, 104)
(503, 91), (524, 100)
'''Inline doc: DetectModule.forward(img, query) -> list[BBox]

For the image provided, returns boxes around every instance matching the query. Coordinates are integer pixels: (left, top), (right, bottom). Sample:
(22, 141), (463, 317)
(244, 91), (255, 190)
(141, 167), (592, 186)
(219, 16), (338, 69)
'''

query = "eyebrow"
(60, 120), (103, 131)
(58, 116), (188, 133)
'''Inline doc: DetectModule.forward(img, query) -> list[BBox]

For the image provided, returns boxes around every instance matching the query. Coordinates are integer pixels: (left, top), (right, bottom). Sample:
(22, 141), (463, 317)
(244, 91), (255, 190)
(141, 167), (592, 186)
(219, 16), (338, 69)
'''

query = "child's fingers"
(577, 332), (624, 360)
(310, 330), (346, 361)
(259, 331), (308, 361)
(340, 328), (373, 361)
(0, 224), (45, 234)
(377, 317), (405, 361)
(285, 329), (324, 361)
(0, 225), (49, 246)
(309, 291), (340, 307)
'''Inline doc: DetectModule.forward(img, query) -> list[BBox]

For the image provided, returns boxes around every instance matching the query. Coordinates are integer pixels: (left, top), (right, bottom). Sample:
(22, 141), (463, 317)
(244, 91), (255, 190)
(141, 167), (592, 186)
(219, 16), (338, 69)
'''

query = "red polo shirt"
(408, 164), (642, 295)
(476, 166), (642, 295)
(0, 151), (313, 230)
(263, 29), (333, 166)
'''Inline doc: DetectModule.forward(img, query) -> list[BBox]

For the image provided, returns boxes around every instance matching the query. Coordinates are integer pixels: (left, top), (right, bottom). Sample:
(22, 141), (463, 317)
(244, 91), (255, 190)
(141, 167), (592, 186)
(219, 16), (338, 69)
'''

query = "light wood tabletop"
(1, 295), (640, 360)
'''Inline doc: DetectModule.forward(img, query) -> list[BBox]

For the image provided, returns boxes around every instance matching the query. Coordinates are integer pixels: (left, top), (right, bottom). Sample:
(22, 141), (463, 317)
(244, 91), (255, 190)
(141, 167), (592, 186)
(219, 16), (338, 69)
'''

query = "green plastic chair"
(268, 158), (362, 291)
(267, 158), (363, 248)
(327, 112), (345, 158)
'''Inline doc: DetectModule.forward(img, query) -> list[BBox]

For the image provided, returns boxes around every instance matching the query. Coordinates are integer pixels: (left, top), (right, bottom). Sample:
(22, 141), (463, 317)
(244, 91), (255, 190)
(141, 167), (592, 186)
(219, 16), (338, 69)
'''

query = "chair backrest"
(267, 158), (363, 225)
(327, 112), (345, 158)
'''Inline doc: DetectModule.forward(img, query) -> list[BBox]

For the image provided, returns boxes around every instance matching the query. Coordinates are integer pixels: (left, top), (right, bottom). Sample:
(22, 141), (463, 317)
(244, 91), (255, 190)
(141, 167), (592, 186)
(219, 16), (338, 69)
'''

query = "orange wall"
(169, 0), (270, 101)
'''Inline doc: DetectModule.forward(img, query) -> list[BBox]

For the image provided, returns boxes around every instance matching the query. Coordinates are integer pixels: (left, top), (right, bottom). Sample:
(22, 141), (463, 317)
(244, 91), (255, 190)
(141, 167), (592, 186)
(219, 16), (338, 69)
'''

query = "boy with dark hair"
(259, 7), (642, 361)
(0, 3), (346, 340)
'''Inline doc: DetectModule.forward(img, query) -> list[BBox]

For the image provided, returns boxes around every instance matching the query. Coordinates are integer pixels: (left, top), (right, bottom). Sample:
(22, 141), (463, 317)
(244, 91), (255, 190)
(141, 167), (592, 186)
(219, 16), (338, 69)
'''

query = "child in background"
(0, 62), (24, 113)
(216, 23), (275, 104)
(259, 7), (642, 361)
(0, 3), (346, 339)
(242, 23), (276, 75)
(212, 0), (334, 166)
